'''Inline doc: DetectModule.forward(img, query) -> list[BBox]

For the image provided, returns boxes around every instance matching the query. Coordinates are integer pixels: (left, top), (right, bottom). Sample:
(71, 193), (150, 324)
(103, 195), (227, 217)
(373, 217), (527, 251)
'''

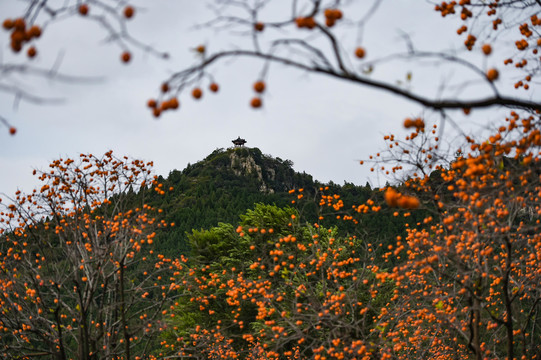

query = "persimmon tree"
(155, 1), (541, 346)
(3, 1), (540, 127)
(140, 2), (537, 356)
(1, 0), (541, 359)
(147, 0), (541, 116)
(162, 203), (397, 360)
(0, 0), (167, 134)
(164, 121), (541, 359)
(0, 152), (183, 359)
(350, 110), (541, 359)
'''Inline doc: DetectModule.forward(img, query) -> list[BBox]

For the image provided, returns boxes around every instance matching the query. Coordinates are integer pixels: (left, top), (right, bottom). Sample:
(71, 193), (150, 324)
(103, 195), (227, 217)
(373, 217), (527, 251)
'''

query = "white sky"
(0, 0), (532, 197)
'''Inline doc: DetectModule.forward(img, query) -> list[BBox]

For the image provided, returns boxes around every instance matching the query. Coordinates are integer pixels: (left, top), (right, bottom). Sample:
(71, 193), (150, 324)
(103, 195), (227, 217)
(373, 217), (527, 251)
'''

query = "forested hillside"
(139, 146), (419, 258)
(3, 0), (541, 358)
(1, 146), (540, 359)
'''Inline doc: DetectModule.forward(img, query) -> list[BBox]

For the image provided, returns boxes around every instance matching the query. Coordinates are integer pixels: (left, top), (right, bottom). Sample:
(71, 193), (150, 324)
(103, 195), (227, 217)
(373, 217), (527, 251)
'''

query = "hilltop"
(135, 146), (419, 258)
(146, 147), (317, 256)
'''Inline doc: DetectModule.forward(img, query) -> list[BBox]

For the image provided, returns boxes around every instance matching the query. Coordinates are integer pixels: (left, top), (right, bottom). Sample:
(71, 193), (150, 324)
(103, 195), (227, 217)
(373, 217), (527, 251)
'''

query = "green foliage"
(188, 223), (250, 268)
(163, 203), (398, 359)
(240, 204), (297, 235)
(113, 147), (426, 269)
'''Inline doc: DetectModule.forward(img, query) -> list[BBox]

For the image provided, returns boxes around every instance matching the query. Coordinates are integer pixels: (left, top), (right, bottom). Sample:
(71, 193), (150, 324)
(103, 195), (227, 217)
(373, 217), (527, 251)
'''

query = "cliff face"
(201, 147), (309, 193)
(229, 150), (266, 191)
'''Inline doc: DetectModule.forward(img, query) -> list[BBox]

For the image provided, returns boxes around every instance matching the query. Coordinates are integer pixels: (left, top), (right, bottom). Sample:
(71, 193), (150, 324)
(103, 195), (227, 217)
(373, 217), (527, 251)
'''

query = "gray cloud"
(0, 0), (514, 197)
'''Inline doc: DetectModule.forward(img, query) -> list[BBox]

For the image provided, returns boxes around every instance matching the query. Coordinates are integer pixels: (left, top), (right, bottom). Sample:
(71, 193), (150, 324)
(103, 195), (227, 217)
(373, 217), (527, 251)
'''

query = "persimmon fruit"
(121, 51), (131, 63)
(486, 68), (499, 82)
(13, 18), (25, 30)
(79, 4), (89, 16)
(250, 97), (262, 108)
(27, 25), (41, 38)
(124, 6), (135, 19)
(27, 46), (37, 58)
(192, 88), (203, 99)
(169, 98), (179, 109)
(355, 47), (366, 59)
(2, 19), (14, 30)
(253, 81), (266, 93)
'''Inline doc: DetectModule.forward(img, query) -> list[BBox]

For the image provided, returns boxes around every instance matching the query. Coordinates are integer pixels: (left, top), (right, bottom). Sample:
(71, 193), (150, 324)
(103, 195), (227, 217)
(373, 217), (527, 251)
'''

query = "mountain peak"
(149, 148), (376, 257)
(200, 147), (300, 193)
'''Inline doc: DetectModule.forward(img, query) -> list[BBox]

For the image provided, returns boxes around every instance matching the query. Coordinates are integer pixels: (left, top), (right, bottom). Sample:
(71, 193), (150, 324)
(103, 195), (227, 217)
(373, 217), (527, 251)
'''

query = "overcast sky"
(0, 0), (528, 197)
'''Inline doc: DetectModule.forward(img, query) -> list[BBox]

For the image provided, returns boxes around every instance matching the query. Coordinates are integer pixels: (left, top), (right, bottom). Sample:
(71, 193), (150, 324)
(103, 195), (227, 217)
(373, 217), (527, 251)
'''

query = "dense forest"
(2, 0), (541, 358)
(1, 144), (540, 359)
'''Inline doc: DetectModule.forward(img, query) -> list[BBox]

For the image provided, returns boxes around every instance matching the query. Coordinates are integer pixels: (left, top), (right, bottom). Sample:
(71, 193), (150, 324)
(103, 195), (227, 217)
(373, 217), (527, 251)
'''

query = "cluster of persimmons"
(2, 1), (139, 136)
(155, 0), (541, 354)
(0, 152), (184, 359)
(160, 106), (540, 359)
(140, 4), (369, 119)
(4, 120), (539, 358)
(134, 0), (541, 120)
(1, 1), (540, 359)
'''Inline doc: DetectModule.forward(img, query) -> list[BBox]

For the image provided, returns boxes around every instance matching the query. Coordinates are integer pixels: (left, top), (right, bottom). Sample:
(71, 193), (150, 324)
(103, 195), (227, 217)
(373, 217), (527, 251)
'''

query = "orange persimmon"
(251, 97), (262, 108)
(192, 88), (203, 99)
